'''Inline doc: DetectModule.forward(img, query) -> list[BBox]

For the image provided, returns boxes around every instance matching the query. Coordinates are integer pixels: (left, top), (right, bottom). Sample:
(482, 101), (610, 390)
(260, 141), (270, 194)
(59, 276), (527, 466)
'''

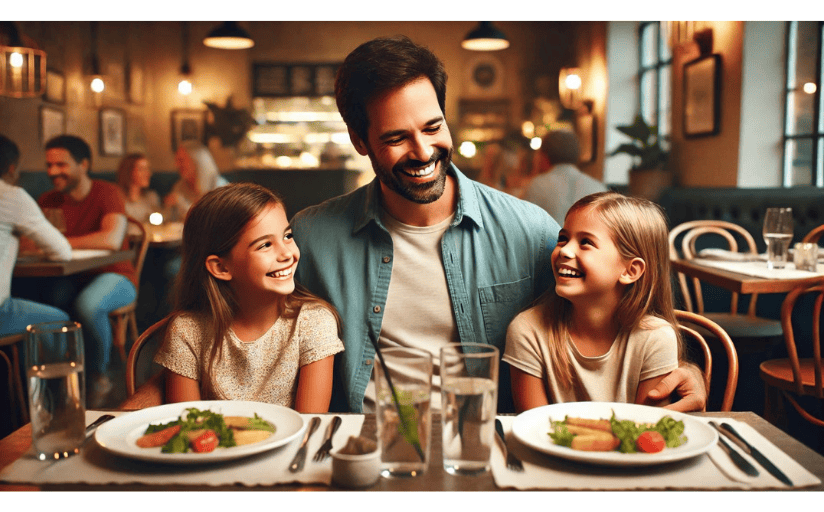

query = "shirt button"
(383, 256), (391, 263)
(373, 305), (381, 313)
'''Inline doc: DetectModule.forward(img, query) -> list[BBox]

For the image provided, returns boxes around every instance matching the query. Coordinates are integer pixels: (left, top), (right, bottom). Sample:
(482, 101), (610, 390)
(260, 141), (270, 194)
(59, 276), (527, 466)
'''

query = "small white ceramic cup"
(331, 446), (381, 488)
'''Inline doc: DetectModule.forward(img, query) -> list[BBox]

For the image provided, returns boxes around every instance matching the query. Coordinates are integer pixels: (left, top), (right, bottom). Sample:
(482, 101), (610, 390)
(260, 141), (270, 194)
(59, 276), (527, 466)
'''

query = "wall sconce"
(0, 21), (47, 98)
(558, 67), (583, 110)
(178, 21), (193, 95)
(461, 22), (509, 51)
(203, 22), (254, 50)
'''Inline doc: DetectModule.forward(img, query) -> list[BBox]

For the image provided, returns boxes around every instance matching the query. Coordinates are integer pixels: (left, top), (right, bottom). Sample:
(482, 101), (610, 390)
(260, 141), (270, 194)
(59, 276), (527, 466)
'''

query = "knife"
(709, 422), (760, 477)
(85, 414), (115, 435)
(721, 422), (793, 486)
(288, 416), (321, 473)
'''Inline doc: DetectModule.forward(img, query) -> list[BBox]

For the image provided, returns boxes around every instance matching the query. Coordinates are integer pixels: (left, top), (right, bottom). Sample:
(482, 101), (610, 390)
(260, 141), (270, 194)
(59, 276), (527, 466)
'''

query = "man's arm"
(67, 212), (127, 251)
(644, 363), (707, 412)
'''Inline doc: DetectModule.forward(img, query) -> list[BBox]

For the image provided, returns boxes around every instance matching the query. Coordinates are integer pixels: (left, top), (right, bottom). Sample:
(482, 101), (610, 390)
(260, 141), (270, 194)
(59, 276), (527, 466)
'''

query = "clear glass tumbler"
(374, 347), (432, 478)
(763, 207), (793, 269)
(26, 321), (86, 460)
(440, 343), (499, 476)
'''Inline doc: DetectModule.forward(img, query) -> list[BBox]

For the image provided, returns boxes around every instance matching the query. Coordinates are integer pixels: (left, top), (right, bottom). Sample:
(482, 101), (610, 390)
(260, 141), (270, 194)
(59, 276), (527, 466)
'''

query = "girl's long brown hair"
(541, 191), (683, 389)
(170, 182), (341, 397)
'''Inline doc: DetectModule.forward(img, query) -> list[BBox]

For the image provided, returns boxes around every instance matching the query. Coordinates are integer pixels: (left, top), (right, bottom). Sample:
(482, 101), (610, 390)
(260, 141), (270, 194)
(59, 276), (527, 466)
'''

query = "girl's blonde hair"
(170, 182), (341, 397)
(541, 191), (683, 388)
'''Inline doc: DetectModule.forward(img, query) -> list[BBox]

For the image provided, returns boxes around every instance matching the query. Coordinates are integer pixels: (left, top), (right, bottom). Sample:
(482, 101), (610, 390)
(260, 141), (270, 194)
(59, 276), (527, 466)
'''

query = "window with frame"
(783, 21), (824, 187)
(639, 22), (672, 145)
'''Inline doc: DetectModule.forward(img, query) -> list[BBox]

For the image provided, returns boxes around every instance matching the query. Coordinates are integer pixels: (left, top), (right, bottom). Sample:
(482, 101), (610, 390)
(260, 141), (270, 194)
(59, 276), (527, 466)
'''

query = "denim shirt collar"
(352, 162), (484, 234)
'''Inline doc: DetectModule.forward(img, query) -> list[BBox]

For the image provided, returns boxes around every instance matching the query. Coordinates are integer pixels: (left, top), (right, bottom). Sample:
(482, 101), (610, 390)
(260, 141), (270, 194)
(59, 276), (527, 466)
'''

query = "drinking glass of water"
(763, 207), (793, 269)
(25, 321), (86, 460)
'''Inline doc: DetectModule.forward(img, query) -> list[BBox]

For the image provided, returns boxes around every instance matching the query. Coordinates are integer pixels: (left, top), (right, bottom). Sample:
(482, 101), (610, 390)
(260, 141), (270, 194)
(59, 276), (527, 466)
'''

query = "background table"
(13, 249), (135, 278)
(1, 411), (822, 491)
(672, 258), (823, 295)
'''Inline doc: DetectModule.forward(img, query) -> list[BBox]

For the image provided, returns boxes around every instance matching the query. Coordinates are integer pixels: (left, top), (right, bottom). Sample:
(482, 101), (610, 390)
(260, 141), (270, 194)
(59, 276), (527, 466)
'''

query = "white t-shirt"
(503, 305), (679, 403)
(362, 210), (457, 412)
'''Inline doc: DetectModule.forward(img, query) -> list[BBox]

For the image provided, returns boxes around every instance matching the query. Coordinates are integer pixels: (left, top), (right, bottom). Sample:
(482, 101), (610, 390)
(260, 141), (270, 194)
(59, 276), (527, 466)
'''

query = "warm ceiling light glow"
(90, 77), (105, 93)
(803, 82), (817, 94)
(530, 137), (542, 150)
(459, 141), (477, 158)
(559, 68), (583, 110)
(178, 79), (192, 95)
(522, 121), (535, 138)
(565, 73), (582, 90)
(203, 22), (255, 49)
(461, 22), (510, 51)
(9, 52), (24, 68)
(149, 212), (163, 226)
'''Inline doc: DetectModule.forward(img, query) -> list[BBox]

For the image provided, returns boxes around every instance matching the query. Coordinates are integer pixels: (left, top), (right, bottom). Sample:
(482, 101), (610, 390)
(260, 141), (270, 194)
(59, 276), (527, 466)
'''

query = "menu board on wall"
(253, 63), (341, 97)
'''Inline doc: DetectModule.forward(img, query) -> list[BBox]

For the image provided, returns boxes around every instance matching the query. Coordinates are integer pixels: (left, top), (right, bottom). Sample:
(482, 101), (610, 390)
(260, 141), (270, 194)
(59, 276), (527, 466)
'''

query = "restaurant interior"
(1, 17), (824, 492)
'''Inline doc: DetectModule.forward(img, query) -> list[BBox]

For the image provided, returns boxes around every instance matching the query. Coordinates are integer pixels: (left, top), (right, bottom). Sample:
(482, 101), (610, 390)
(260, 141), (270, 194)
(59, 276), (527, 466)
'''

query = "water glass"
(374, 347), (432, 478)
(763, 207), (793, 269)
(794, 242), (819, 272)
(440, 343), (499, 476)
(26, 321), (86, 460)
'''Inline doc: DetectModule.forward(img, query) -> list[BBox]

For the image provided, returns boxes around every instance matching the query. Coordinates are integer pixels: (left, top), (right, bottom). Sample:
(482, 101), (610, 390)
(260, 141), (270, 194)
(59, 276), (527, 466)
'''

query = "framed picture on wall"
(171, 109), (207, 151)
(683, 54), (721, 137)
(40, 106), (65, 144)
(44, 69), (66, 104)
(99, 108), (126, 156)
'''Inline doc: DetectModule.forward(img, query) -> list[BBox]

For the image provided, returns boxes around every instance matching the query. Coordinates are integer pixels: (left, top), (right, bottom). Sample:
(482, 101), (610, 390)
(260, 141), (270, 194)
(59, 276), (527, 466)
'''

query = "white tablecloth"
(0, 411), (363, 487)
(491, 416), (821, 490)
(692, 258), (824, 279)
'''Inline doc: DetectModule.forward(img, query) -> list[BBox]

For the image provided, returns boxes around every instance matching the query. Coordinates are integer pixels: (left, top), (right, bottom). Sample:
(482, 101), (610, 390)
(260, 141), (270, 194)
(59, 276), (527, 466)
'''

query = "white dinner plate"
(511, 402), (717, 467)
(95, 400), (306, 464)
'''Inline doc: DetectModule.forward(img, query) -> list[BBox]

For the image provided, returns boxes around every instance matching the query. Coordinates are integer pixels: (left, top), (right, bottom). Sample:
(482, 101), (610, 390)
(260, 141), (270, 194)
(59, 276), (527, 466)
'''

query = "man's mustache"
(394, 147), (446, 173)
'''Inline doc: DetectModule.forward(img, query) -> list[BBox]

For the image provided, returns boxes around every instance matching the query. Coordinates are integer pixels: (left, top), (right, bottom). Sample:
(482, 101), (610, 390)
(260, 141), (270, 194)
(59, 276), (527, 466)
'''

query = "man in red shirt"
(35, 135), (137, 406)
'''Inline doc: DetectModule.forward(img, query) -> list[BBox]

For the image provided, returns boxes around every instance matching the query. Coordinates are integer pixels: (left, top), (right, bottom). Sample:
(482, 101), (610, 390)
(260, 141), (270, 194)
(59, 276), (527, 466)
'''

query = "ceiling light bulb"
(9, 52), (24, 68)
(565, 74), (582, 90)
(178, 79), (193, 95)
(803, 82), (817, 94)
(90, 78), (105, 93)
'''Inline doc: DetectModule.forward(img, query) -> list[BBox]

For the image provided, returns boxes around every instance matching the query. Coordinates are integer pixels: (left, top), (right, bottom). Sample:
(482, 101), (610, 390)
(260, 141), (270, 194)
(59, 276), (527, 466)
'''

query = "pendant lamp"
(203, 22), (254, 50)
(461, 21), (509, 51)
(0, 21), (46, 98)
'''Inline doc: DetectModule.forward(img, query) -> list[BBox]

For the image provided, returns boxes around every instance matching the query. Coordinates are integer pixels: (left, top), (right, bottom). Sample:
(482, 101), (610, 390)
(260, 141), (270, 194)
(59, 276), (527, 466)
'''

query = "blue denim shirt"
(291, 164), (560, 412)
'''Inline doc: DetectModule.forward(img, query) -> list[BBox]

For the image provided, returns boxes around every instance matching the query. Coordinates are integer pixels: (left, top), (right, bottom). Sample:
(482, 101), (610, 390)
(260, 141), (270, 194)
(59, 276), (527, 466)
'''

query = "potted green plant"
(609, 115), (671, 201)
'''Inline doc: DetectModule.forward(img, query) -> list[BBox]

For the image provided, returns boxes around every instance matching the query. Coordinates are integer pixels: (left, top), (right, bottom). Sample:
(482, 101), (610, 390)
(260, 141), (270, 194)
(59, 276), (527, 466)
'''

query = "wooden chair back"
(675, 310), (739, 411)
(125, 316), (171, 396)
(0, 333), (27, 434)
(669, 220), (760, 315)
(109, 217), (151, 360)
(802, 224), (824, 244)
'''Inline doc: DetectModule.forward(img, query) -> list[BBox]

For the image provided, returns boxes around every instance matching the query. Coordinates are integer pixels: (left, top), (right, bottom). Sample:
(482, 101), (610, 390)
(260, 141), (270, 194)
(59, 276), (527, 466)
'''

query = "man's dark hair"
(335, 35), (447, 143)
(541, 129), (580, 165)
(45, 135), (92, 168)
(0, 134), (20, 177)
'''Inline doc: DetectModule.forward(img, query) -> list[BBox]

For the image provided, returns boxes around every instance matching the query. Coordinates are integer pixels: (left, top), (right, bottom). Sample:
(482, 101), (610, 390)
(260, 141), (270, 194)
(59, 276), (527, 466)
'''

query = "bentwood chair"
(108, 217), (150, 361)
(119, 316), (170, 410)
(675, 310), (739, 411)
(0, 333), (28, 434)
(760, 280), (824, 428)
(669, 220), (784, 339)
(802, 224), (824, 244)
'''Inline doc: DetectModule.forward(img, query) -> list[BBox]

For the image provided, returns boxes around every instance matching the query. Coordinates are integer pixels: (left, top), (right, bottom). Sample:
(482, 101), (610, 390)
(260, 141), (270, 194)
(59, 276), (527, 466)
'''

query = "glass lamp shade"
(461, 21), (509, 51)
(1, 45), (46, 98)
(203, 22), (254, 49)
(558, 67), (583, 110)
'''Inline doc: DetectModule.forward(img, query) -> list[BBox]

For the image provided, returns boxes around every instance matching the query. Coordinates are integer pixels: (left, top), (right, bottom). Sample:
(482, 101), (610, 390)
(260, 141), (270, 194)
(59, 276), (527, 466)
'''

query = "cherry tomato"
(192, 430), (219, 453)
(636, 431), (666, 453)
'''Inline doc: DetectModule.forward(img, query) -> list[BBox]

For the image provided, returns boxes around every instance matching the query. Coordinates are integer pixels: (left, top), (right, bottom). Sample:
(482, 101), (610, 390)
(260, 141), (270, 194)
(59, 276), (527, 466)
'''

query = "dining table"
(671, 256), (824, 295)
(1, 410), (822, 492)
(12, 249), (136, 278)
(143, 221), (183, 249)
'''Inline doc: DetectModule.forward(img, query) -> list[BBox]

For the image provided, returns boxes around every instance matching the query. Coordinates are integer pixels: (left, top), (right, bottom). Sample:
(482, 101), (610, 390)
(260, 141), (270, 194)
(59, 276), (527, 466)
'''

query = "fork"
(313, 415), (342, 462)
(495, 418), (524, 472)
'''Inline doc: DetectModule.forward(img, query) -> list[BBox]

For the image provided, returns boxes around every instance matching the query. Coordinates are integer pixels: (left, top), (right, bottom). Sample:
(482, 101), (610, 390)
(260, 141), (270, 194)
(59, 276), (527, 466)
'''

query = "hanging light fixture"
(461, 21), (509, 51)
(178, 21), (193, 95)
(0, 21), (47, 98)
(558, 67), (583, 110)
(88, 21), (105, 93)
(203, 22), (254, 50)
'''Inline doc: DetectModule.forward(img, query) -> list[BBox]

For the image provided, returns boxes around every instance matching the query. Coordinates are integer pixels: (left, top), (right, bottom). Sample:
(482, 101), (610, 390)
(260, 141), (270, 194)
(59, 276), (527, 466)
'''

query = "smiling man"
(32, 135), (137, 407)
(290, 35), (706, 414)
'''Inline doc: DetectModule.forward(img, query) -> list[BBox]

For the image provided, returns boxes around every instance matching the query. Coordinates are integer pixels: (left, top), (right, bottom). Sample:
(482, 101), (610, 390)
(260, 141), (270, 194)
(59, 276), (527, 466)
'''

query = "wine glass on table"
(763, 207), (793, 270)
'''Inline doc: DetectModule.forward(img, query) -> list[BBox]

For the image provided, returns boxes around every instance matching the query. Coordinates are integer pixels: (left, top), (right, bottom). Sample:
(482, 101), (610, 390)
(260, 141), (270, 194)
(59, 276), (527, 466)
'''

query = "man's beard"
(369, 146), (453, 205)
(50, 173), (79, 194)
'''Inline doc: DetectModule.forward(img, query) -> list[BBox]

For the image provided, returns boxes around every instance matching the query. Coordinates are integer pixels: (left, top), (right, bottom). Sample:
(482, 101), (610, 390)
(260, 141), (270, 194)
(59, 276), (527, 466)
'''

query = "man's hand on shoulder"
(644, 364), (707, 412)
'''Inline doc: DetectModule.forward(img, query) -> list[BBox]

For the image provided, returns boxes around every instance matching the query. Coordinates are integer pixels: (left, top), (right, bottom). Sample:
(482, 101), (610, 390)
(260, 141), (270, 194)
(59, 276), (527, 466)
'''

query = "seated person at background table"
(154, 183), (344, 413)
(163, 141), (228, 222)
(505, 192), (682, 412)
(522, 129), (608, 222)
(25, 135), (137, 405)
(0, 135), (72, 338)
(116, 152), (160, 224)
(291, 35), (706, 414)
